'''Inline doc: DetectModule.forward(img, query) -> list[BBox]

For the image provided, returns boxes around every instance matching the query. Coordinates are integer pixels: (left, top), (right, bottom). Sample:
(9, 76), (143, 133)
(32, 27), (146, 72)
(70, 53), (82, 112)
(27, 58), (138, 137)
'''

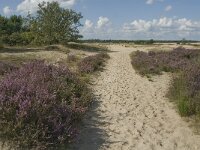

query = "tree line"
(0, 2), (82, 46)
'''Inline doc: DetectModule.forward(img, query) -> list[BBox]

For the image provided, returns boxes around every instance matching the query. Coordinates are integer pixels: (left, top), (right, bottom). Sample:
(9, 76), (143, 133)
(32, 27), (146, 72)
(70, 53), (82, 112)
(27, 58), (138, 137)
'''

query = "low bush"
(0, 40), (4, 49)
(131, 47), (200, 116)
(67, 54), (78, 62)
(45, 45), (60, 51)
(0, 61), (18, 75)
(134, 39), (154, 45)
(131, 47), (200, 75)
(78, 53), (110, 73)
(2, 32), (34, 46)
(0, 60), (91, 149)
(65, 43), (108, 52)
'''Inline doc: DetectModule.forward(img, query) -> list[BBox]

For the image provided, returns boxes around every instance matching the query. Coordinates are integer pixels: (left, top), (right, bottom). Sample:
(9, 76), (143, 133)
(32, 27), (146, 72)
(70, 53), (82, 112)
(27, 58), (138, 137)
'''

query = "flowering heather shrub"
(131, 47), (200, 75)
(0, 60), (91, 149)
(78, 53), (110, 73)
(131, 47), (200, 116)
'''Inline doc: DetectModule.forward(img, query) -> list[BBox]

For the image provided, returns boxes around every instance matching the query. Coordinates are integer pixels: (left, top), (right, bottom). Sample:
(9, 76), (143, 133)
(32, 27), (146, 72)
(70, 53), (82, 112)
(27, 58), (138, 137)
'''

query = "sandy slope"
(71, 45), (200, 150)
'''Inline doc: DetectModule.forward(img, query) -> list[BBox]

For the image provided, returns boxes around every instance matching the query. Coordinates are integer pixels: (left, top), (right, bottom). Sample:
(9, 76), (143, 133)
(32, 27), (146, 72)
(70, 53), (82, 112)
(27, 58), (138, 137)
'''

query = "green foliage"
(0, 2), (82, 46)
(65, 43), (109, 52)
(30, 1), (83, 45)
(2, 32), (34, 46)
(169, 74), (193, 116)
(134, 39), (155, 45)
(0, 39), (4, 49)
(0, 15), (33, 46)
(0, 15), (24, 36)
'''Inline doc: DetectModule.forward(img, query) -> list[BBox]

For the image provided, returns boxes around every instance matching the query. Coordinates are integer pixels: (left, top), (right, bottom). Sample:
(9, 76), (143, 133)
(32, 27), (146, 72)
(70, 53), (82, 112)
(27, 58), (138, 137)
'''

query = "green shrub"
(2, 32), (34, 46)
(45, 45), (60, 51)
(65, 43), (108, 52)
(20, 32), (35, 45)
(178, 98), (191, 116)
(169, 74), (194, 116)
(0, 40), (4, 49)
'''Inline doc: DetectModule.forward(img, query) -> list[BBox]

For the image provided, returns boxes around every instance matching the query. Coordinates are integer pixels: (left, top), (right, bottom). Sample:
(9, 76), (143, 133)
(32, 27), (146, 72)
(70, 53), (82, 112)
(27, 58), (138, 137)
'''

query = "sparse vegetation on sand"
(78, 53), (110, 73)
(65, 43), (109, 52)
(131, 47), (200, 117)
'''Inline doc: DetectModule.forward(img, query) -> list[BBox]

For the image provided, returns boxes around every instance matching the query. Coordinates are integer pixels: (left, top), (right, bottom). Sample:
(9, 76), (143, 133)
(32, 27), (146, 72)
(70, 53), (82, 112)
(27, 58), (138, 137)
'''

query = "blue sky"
(0, 0), (200, 40)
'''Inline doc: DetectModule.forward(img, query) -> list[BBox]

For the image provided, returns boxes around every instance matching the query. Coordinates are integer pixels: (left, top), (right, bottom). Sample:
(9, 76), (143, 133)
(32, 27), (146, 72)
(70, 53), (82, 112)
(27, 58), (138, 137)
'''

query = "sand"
(71, 45), (200, 150)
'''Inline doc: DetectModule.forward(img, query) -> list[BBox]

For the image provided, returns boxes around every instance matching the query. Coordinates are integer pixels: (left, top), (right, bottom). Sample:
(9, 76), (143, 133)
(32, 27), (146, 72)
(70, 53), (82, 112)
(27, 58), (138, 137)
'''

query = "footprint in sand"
(71, 45), (200, 150)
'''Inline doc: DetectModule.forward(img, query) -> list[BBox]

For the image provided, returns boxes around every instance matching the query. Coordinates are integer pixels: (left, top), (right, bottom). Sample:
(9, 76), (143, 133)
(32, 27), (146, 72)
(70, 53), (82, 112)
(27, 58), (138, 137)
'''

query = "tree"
(0, 15), (8, 35)
(30, 2), (83, 45)
(0, 15), (32, 46)
(148, 39), (154, 44)
(0, 15), (24, 35)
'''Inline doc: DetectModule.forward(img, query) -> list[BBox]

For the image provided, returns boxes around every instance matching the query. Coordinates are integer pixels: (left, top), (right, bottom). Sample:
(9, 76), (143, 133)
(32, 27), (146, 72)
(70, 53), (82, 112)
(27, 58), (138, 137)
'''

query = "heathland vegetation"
(1, 1), (200, 149)
(0, 1), (110, 149)
(131, 47), (200, 117)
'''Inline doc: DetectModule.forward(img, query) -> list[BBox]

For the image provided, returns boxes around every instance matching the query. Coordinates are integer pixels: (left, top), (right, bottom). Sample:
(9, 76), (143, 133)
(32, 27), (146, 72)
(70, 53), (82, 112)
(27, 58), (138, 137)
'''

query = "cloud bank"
(3, 6), (13, 16)
(17, 0), (76, 14)
(82, 17), (200, 40)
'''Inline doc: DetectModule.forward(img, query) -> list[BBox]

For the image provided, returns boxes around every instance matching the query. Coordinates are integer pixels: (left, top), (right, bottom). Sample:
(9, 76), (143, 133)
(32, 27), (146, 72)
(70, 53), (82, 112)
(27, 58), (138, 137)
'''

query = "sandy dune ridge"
(71, 45), (200, 150)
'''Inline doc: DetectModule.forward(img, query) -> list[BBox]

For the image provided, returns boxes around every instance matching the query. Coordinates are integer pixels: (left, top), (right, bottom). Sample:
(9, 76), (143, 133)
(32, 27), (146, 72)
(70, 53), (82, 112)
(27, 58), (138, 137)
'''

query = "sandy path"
(71, 45), (200, 150)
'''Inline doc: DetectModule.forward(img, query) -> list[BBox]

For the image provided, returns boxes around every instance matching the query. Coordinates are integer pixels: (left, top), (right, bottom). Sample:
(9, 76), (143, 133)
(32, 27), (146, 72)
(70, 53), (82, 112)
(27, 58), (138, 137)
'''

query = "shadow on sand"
(0, 47), (45, 53)
(69, 97), (108, 150)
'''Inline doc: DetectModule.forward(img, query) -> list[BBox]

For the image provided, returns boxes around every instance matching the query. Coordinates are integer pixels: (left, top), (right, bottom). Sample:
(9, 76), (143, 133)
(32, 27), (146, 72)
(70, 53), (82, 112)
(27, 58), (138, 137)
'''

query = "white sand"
(71, 45), (200, 150)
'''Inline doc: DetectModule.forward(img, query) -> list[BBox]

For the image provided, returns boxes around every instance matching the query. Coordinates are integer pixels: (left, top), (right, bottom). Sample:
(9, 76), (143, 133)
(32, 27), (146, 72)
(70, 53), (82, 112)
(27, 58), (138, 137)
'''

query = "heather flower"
(78, 53), (110, 73)
(0, 60), (91, 149)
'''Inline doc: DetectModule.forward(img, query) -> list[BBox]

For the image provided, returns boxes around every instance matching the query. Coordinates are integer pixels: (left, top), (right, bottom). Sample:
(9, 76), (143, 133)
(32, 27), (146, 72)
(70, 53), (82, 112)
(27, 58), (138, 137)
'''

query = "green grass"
(168, 73), (194, 116)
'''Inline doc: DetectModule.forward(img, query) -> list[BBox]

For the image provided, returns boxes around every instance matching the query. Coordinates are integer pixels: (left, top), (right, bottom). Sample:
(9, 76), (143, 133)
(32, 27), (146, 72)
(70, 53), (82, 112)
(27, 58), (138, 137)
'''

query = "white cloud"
(17, 0), (76, 14)
(81, 17), (200, 40)
(146, 0), (154, 5)
(146, 0), (163, 5)
(81, 19), (94, 33)
(96, 16), (111, 29)
(81, 17), (113, 39)
(85, 19), (93, 29)
(157, 17), (173, 27)
(3, 6), (13, 16)
(122, 17), (200, 39)
(129, 20), (152, 32)
(165, 5), (172, 12)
